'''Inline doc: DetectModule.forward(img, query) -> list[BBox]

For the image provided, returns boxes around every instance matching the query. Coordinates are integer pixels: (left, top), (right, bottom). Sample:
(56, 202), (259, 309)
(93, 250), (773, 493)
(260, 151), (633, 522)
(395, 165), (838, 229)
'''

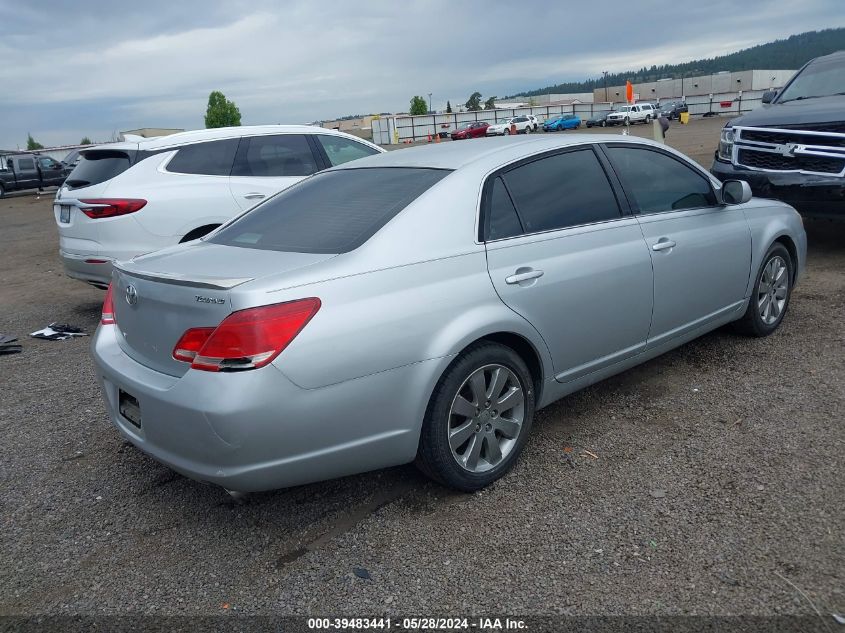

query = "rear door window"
(499, 148), (621, 233)
(316, 135), (380, 166)
(210, 167), (449, 254)
(65, 150), (134, 189)
(231, 135), (318, 177)
(166, 139), (238, 176)
(486, 177), (523, 240)
(17, 158), (35, 170)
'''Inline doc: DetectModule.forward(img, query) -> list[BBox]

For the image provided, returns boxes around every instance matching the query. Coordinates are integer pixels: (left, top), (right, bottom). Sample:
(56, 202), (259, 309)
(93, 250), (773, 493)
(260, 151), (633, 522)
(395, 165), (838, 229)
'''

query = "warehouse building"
(593, 69), (796, 103)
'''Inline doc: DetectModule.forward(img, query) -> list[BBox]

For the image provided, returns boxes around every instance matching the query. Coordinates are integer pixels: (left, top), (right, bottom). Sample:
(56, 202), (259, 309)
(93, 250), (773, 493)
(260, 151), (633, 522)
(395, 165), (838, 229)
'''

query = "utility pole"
(428, 93), (432, 114)
(603, 71), (609, 103)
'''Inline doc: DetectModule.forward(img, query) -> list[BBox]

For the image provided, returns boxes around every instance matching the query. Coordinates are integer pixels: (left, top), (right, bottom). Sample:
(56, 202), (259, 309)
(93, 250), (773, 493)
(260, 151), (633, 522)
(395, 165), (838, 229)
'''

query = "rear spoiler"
(113, 262), (253, 290)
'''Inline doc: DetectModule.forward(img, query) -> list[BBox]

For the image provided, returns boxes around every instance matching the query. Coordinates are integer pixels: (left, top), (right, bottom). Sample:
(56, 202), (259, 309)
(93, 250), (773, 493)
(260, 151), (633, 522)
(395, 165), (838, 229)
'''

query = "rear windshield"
(65, 149), (135, 189)
(209, 167), (450, 254)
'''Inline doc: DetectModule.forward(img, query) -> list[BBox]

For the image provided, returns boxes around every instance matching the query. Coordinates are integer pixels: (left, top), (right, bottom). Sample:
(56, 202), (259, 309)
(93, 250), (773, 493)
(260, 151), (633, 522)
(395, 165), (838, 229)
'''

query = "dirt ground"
(0, 137), (843, 624)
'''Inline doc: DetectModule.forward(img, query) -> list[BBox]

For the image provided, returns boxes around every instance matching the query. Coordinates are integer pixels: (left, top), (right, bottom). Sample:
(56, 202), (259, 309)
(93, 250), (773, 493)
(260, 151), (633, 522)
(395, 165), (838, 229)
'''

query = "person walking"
(658, 114), (670, 138)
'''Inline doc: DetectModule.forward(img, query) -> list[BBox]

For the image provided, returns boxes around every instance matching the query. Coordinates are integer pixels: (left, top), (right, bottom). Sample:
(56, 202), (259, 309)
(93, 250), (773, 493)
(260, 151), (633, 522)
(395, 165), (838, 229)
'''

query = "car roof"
(87, 125), (379, 152)
(336, 135), (664, 171)
(812, 49), (845, 63)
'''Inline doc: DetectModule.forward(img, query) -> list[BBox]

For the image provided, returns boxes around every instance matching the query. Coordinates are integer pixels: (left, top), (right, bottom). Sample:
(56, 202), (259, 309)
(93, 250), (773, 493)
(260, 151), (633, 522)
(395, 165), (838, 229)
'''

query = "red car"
(450, 121), (490, 140)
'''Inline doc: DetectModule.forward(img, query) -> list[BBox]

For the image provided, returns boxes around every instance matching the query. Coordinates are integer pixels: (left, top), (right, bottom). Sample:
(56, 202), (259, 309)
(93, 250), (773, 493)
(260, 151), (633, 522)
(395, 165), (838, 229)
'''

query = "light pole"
(428, 93), (432, 114)
(603, 71), (609, 103)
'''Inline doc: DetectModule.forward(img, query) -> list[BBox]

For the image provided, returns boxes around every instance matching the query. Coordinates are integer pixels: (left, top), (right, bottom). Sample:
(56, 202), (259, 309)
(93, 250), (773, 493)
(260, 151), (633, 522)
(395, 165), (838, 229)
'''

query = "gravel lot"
(0, 129), (843, 623)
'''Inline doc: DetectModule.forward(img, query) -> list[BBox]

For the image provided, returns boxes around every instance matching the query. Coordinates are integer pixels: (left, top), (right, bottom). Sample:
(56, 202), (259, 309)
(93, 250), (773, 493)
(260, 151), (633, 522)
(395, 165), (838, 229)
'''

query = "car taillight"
(101, 283), (116, 325)
(172, 298), (321, 372)
(79, 198), (147, 219)
(172, 327), (215, 363)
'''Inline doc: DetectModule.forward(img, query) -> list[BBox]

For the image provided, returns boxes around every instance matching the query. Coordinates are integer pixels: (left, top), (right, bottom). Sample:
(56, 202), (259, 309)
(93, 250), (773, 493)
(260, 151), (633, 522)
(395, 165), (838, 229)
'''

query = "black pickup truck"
(711, 50), (845, 218)
(0, 153), (70, 198)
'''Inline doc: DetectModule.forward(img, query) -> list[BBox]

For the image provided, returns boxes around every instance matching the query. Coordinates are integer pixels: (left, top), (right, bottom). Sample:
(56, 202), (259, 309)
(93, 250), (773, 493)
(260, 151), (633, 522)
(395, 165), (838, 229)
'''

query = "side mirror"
(761, 91), (777, 104)
(722, 180), (752, 205)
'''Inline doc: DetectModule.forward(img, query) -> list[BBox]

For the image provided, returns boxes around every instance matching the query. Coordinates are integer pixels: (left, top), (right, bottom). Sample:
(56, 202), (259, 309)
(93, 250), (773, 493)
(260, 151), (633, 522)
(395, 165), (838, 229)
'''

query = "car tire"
(733, 242), (793, 337)
(624, 117), (630, 126)
(416, 342), (535, 492)
(524, 126), (530, 134)
(601, 120), (607, 127)
(645, 115), (652, 124)
(0, 183), (5, 198)
(504, 129), (510, 135)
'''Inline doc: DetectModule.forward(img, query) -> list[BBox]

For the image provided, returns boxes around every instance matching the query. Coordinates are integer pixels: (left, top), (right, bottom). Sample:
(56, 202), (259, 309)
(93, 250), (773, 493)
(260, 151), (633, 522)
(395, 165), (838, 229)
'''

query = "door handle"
(243, 193), (266, 200)
(652, 239), (676, 252)
(505, 269), (544, 284)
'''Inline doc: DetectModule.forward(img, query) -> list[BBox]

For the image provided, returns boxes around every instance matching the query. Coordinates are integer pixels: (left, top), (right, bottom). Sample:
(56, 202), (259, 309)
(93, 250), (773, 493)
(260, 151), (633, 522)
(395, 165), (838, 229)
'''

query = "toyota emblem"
(125, 284), (138, 306)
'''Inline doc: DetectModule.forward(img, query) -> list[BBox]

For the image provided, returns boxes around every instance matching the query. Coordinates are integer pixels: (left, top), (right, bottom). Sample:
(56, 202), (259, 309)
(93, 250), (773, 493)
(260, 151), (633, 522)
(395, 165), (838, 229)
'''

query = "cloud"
(0, 0), (842, 148)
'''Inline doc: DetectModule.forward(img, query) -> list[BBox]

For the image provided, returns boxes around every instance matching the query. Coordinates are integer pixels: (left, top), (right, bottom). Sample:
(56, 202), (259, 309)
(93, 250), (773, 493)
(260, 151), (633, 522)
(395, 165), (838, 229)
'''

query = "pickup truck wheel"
(0, 183), (5, 198)
(504, 128), (511, 135)
(645, 115), (652, 124)
(624, 117), (630, 126)
(601, 120), (607, 127)
(523, 126), (531, 134)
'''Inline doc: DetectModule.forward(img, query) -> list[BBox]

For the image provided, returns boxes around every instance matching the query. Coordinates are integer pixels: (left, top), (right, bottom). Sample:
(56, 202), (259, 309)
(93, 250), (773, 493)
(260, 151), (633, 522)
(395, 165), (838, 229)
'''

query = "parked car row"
(449, 102), (686, 139)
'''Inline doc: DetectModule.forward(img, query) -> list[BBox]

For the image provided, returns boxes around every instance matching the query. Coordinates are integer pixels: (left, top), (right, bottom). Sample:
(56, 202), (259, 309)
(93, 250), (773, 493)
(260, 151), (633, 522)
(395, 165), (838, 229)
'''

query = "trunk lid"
(112, 242), (336, 376)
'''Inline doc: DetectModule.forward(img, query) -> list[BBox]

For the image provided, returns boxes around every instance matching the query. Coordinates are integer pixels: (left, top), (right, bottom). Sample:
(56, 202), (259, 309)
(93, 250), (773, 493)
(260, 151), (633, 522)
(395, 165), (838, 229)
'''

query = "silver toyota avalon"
(91, 135), (807, 493)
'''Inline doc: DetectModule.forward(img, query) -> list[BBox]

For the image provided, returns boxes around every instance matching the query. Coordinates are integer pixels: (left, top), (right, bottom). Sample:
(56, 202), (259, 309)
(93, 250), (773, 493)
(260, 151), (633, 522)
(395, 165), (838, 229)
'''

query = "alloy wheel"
(448, 364), (525, 473)
(757, 255), (789, 325)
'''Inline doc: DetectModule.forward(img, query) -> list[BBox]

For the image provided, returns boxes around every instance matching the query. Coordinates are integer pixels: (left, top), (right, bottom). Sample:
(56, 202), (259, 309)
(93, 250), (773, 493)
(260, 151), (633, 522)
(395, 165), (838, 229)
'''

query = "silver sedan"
(91, 135), (807, 493)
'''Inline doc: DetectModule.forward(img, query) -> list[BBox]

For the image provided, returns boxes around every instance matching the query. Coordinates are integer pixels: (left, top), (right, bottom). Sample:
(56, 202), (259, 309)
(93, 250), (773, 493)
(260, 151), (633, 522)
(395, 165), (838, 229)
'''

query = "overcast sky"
(0, 0), (842, 149)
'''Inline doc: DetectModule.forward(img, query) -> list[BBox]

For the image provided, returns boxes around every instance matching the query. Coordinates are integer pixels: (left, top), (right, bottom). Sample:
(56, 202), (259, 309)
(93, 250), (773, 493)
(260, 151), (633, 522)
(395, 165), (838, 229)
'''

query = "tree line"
(409, 92), (499, 114)
(506, 28), (845, 99)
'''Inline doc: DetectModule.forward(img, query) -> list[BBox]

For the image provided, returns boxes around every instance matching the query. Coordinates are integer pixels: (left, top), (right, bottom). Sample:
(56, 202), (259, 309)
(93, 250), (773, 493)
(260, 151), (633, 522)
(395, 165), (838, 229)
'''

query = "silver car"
(91, 135), (807, 494)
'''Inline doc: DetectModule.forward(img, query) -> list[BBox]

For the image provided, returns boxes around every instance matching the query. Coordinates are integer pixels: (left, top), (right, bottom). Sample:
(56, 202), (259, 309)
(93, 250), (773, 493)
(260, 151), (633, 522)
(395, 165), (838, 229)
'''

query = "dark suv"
(659, 101), (688, 120)
(711, 50), (845, 218)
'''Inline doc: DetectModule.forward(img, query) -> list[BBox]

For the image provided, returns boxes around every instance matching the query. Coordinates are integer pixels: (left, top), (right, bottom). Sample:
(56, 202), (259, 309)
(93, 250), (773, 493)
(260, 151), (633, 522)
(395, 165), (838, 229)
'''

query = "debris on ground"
(353, 567), (372, 580)
(582, 449), (599, 459)
(650, 489), (667, 499)
(0, 334), (22, 355)
(30, 323), (88, 341)
(562, 446), (576, 469)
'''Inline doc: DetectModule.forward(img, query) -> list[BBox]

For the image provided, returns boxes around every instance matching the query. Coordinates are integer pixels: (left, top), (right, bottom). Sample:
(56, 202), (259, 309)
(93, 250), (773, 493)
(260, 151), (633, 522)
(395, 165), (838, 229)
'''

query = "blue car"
(542, 114), (581, 131)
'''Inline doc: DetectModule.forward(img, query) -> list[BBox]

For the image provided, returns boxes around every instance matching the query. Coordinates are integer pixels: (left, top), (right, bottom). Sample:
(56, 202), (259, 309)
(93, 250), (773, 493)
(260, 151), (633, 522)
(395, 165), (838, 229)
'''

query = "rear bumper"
(91, 325), (439, 492)
(60, 250), (113, 288)
(711, 159), (845, 218)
